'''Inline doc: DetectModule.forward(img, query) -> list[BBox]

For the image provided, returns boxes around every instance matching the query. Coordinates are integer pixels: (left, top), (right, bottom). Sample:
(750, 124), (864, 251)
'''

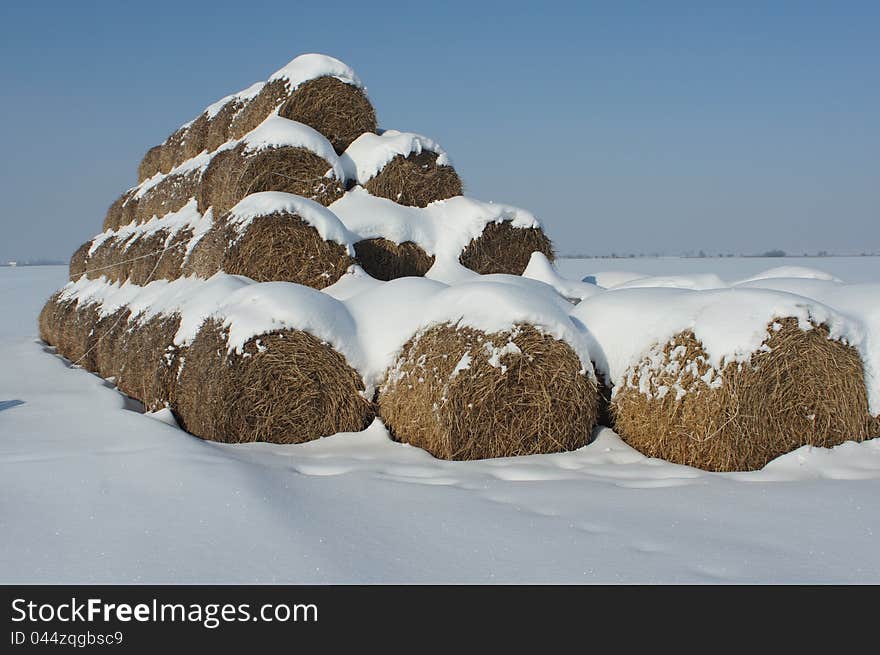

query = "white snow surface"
(329, 187), (541, 283)
(340, 130), (452, 184)
(269, 53), (364, 90)
(226, 192), (356, 252)
(522, 252), (603, 302)
(4, 265), (880, 582)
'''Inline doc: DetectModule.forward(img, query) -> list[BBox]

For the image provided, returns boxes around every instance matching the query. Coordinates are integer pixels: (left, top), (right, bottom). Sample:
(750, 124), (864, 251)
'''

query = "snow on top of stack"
(269, 53), (364, 90)
(571, 286), (867, 393)
(330, 187), (540, 281)
(340, 130), (451, 184)
(240, 115), (344, 178)
(226, 192), (356, 252)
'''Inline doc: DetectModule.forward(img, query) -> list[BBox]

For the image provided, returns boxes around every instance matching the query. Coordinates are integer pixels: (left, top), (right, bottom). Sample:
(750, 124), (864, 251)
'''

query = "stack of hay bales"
(41, 52), (573, 455)
(572, 287), (877, 471)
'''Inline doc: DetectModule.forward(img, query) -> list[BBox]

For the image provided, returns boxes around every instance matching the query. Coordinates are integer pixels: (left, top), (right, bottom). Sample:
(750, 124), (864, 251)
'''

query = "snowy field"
(3, 260), (880, 583)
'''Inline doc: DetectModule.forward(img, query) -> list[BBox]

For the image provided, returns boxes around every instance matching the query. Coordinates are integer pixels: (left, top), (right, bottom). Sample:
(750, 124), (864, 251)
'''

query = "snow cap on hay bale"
(342, 131), (461, 207)
(572, 287), (874, 472)
(198, 116), (345, 216)
(202, 82), (265, 152)
(174, 282), (373, 443)
(330, 187), (553, 280)
(374, 281), (598, 460)
(217, 192), (355, 288)
(230, 54), (375, 153)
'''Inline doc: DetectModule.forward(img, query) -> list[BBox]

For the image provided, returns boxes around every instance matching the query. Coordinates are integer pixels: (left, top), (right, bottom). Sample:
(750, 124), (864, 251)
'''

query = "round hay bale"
(459, 221), (555, 276)
(69, 242), (91, 280)
(379, 323), (598, 460)
(116, 313), (183, 411)
(38, 292), (65, 347)
(125, 229), (190, 285)
(180, 225), (227, 278)
(103, 189), (139, 232)
(197, 143), (344, 216)
(158, 126), (187, 174)
(84, 236), (126, 282)
(364, 151), (462, 208)
(53, 301), (101, 370)
(221, 212), (354, 288)
(93, 308), (131, 381)
(353, 238), (434, 281)
(228, 78), (291, 140)
(611, 318), (873, 472)
(277, 76), (377, 154)
(179, 113), (209, 161)
(174, 319), (373, 444)
(204, 98), (245, 152)
(134, 169), (201, 224)
(138, 145), (165, 183)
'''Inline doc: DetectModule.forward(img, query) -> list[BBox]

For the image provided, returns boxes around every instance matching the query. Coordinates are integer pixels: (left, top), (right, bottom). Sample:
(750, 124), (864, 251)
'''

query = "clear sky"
(1, 1), (877, 262)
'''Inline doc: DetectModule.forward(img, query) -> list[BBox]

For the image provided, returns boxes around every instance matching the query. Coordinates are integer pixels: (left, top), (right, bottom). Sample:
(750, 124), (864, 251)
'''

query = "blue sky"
(1, 1), (877, 261)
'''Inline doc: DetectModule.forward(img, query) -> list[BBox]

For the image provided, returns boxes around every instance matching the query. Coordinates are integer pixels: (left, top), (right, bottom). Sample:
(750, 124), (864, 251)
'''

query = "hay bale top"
(329, 187), (542, 281)
(571, 286), (870, 399)
(341, 130), (451, 184)
(344, 276), (595, 391)
(134, 149), (214, 201)
(225, 191), (356, 252)
(269, 53), (365, 90)
(239, 115), (344, 179)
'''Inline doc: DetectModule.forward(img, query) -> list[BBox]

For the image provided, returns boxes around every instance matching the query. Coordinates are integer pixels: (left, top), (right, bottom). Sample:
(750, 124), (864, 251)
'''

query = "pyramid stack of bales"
(40, 53), (581, 456)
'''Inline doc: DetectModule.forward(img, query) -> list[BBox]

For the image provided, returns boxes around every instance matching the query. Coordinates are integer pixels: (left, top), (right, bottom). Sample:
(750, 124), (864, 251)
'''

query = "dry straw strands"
(364, 151), (462, 208)
(174, 320), (374, 444)
(197, 143), (344, 217)
(379, 323), (598, 460)
(611, 318), (874, 472)
(459, 221), (555, 276)
(277, 76), (377, 154)
(353, 238), (435, 281)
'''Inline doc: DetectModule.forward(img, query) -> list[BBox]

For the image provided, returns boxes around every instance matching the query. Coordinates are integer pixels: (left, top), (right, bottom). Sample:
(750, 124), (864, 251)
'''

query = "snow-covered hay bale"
(103, 189), (139, 232)
(379, 323), (598, 460)
(459, 221), (554, 276)
(197, 131), (345, 217)
(343, 131), (461, 208)
(39, 296), (101, 370)
(230, 55), (374, 153)
(81, 229), (190, 285)
(365, 151), (461, 208)
(138, 146), (164, 184)
(93, 308), (131, 380)
(612, 318), (872, 471)
(216, 192), (355, 288)
(115, 313), (183, 411)
(277, 76), (376, 154)
(69, 242), (90, 280)
(175, 319), (373, 444)
(134, 169), (202, 224)
(353, 238), (435, 281)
